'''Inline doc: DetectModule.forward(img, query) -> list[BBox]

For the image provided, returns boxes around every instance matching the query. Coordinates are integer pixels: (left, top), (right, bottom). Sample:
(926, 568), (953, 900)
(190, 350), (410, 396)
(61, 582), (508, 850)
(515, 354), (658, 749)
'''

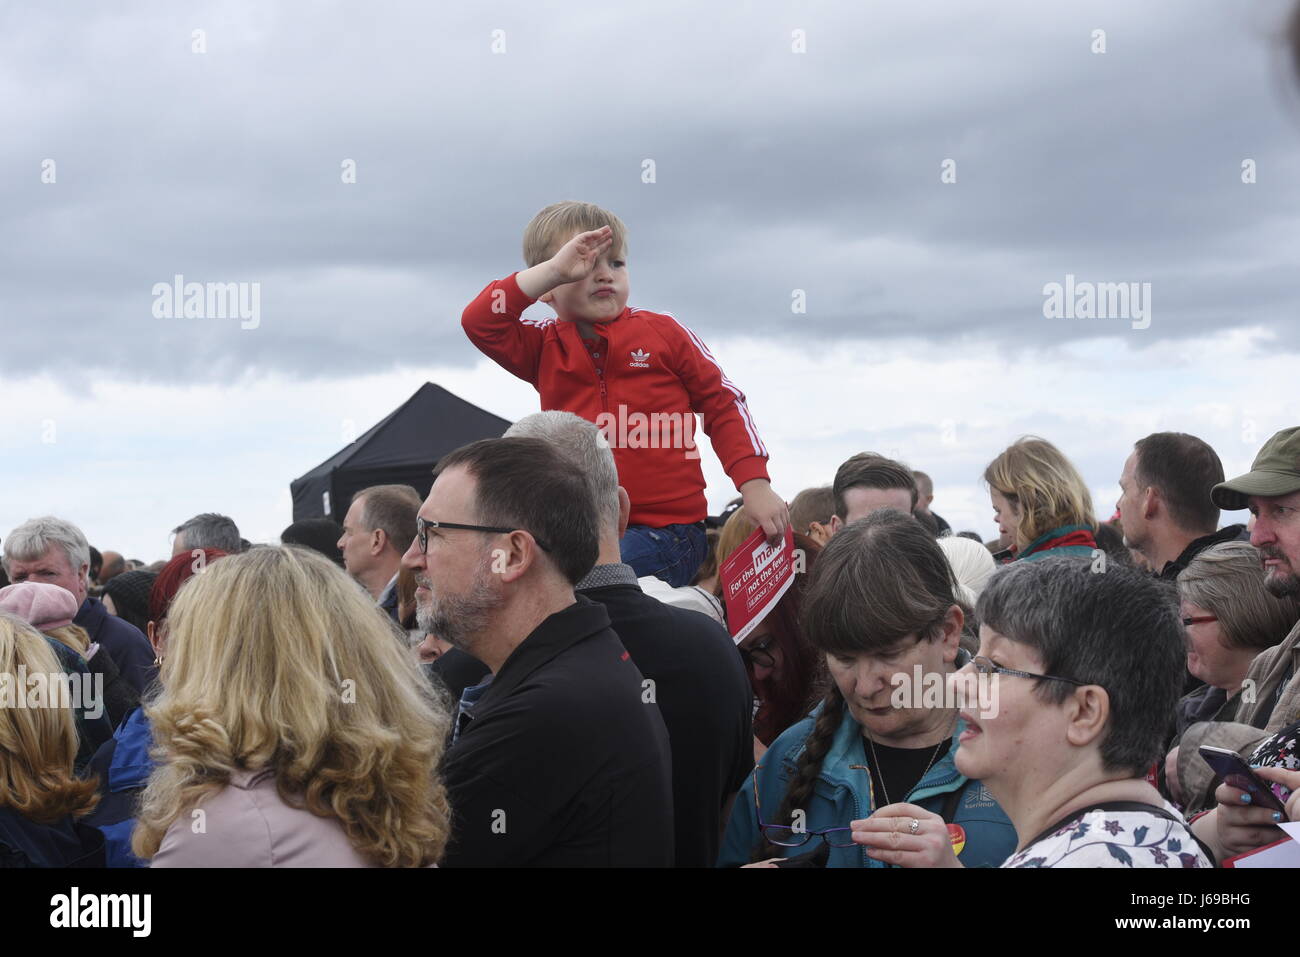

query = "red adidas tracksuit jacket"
(462, 272), (771, 527)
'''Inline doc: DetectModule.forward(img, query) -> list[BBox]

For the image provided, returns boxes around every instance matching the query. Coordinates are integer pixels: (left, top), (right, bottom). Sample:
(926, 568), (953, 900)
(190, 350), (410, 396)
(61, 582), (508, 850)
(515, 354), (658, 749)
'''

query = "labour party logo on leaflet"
(720, 524), (796, 643)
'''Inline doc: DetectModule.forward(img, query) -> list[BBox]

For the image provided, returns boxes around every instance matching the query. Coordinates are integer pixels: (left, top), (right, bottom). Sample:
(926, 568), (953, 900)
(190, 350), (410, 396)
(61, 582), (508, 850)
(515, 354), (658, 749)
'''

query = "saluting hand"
(547, 226), (614, 285)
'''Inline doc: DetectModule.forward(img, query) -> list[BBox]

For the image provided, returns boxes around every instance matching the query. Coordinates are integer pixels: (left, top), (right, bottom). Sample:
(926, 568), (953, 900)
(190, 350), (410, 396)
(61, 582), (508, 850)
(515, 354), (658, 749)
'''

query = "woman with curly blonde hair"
(983, 436), (1097, 562)
(132, 546), (452, 867)
(0, 612), (105, 866)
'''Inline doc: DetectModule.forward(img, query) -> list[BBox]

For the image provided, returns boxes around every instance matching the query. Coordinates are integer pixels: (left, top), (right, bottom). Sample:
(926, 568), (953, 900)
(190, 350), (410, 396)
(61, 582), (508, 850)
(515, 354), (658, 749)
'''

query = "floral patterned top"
(1249, 718), (1300, 807)
(1002, 801), (1212, 868)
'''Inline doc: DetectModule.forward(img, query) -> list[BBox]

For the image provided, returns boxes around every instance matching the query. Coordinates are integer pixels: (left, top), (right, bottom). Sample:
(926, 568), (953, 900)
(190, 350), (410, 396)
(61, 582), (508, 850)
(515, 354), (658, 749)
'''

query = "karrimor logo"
(628, 349), (650, 368)
(152, 274), (261, 329)
(1042, 274), (1151, 330)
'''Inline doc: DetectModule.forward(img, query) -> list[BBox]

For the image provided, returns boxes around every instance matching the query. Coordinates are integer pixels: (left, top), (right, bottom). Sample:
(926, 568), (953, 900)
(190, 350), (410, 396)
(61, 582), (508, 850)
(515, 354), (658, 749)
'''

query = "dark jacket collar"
(1160, 524), (1248, 580)
(574, 562), (640, 591)
(75, 596), (107, 641)
(477, 596), (614, 708)
(0, 806), (103, 867)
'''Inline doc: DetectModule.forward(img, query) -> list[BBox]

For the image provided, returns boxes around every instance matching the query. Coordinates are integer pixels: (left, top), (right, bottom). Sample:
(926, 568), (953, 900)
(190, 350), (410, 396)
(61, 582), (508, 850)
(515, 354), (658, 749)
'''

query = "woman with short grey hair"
(1163, 542), (1300, 811)
(853, 558), (1214, 867)
(1175, 542), (1300, 737)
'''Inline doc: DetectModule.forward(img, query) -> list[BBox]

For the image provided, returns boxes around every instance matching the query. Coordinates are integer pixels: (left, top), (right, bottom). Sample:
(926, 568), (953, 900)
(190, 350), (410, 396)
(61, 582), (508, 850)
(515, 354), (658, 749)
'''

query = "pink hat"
(0, 582), (80, 632)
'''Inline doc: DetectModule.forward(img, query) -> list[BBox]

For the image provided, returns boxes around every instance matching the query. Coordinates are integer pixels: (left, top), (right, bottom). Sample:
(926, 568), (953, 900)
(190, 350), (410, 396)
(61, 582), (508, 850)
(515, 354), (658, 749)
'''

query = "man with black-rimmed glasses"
(402, 436), (673, 867)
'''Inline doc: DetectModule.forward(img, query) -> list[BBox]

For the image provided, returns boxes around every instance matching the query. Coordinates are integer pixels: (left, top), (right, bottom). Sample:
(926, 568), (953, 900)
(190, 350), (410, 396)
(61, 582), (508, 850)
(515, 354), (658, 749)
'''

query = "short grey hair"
(2, 516), (91, 581)
(172, 513), (242, 553)
(977, 557), (1184, 776)
(1178, 541), (1300, 651)
(503, 411), (620, 534)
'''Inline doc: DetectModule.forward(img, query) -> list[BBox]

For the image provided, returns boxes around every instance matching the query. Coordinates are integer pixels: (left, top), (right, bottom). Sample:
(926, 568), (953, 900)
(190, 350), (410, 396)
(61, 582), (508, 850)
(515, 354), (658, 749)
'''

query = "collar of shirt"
(453, 674), (496, 746)
(476, 596), (614, 711)
(574, 562), (640, 591)
(1161, 524), (1247, 580)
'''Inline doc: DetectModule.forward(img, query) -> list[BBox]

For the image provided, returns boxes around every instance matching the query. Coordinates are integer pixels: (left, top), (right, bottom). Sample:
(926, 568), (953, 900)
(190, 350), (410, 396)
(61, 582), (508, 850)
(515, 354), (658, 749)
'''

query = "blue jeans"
(621, 522), (708, 588)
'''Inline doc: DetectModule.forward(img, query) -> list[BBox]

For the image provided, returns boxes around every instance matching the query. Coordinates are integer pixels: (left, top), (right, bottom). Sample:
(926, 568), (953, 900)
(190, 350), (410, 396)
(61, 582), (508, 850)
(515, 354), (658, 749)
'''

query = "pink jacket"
(151, 769), (382, 868)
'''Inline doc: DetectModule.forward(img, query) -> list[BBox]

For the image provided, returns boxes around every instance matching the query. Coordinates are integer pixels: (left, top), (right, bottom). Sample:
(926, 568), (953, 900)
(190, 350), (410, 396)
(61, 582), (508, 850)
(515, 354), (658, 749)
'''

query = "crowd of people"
(3, 418), (1298, 868)
(2, 197), (1299, 869)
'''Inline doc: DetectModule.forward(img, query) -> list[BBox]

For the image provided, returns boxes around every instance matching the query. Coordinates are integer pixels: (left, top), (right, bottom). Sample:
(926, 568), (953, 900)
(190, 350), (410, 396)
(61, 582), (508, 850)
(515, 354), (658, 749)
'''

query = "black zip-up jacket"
(578, 565), (753, 868)
(1158, 524), (1249, 581)
(440, 597), (674, 867)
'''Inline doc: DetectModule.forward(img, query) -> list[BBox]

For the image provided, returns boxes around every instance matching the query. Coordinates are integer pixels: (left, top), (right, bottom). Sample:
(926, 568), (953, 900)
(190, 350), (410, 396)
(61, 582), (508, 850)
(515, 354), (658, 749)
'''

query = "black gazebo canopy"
(290, 382), (513, 522)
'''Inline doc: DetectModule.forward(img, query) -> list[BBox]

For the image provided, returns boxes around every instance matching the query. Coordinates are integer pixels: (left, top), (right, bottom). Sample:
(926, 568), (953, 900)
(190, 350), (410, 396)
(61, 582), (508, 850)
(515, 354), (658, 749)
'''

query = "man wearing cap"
(1178, 427), (1300, 836)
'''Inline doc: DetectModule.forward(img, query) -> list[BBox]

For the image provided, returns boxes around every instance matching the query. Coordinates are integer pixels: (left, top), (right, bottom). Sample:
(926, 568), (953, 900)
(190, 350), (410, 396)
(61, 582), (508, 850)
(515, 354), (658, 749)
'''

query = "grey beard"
(415, 580), (499, 653)
(1265, 569), (1300, 599)
(415, 598), (435, 636)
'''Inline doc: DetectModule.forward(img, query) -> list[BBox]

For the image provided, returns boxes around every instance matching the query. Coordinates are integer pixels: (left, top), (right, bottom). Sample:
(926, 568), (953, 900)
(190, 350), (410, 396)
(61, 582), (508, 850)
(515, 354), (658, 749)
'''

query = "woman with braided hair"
(717, 511), (1016, 867)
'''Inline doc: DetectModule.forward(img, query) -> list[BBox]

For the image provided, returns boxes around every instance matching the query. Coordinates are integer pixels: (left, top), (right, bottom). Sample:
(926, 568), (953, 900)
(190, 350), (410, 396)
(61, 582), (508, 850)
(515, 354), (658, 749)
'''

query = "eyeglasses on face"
(1182, 615), (1218, 627)
(969, 655), (1088, 687)
(739, 636), (775, 670)
(415, 516), (551, 554)
(752, 764), (856, 848)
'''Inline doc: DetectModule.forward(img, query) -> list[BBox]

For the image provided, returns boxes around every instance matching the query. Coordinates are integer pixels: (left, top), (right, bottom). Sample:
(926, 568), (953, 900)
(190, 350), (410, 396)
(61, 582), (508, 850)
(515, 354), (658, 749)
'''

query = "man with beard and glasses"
(506, 410), (753, 868)
(401, 437), (673, 867)
(1177, 428), (1300, 836)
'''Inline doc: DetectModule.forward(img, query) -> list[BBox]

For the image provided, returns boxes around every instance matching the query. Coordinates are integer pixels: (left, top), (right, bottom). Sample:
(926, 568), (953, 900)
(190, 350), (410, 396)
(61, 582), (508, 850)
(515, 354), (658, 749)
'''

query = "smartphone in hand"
(1198, 745), (1289, 813)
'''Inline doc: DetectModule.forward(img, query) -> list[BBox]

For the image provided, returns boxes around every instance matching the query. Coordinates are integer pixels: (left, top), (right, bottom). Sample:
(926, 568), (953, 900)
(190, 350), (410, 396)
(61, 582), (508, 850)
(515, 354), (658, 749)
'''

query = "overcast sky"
(3, 0), (1299, 560)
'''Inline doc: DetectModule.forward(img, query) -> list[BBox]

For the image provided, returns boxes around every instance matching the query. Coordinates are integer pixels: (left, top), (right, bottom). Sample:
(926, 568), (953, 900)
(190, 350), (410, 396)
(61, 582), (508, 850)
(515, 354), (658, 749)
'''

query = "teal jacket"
(1017, 524), (1098, 562)
(717, 702), (1017, 868)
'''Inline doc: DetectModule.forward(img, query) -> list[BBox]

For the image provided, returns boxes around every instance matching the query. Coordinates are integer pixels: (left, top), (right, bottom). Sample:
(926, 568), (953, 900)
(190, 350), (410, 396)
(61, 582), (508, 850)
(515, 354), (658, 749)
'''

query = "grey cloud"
(3, 0), (1298, 383)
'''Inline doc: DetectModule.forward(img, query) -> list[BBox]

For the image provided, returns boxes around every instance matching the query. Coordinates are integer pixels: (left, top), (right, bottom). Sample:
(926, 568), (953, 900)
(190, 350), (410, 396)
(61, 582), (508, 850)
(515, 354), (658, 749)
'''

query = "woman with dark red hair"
(82, 548), (227, 867)
(714, 510), (822, 759)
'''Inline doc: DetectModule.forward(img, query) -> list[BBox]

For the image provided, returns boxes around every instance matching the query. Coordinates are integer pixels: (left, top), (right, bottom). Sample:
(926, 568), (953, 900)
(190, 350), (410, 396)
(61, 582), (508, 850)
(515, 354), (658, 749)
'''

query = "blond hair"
(523, 200), (628, 267)
(0, 613), (99, 823)
(131, 546), (452, 866)
(983, 436), (1095, 551)
(43, 623), (90, 656)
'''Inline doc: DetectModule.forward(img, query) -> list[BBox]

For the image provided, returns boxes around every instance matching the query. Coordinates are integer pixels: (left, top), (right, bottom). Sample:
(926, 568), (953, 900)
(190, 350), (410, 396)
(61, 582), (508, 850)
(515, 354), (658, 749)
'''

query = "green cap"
(1211, 426), (1300, 510)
